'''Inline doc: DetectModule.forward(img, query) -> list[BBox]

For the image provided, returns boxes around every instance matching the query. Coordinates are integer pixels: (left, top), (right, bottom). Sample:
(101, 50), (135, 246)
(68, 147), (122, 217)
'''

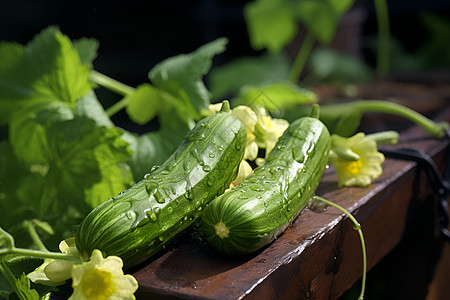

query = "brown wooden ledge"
(132, 106), (450, 300)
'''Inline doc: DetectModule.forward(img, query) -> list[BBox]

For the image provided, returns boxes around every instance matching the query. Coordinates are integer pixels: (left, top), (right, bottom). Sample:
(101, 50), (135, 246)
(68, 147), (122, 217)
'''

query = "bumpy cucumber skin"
(76, 111), (246, 268)
(201, 117), (330, 255)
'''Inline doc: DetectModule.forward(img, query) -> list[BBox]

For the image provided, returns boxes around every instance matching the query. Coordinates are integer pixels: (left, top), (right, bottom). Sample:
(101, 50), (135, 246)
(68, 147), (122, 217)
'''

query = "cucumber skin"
(201, 117), (330, 255)
(76, 111), (246, 268)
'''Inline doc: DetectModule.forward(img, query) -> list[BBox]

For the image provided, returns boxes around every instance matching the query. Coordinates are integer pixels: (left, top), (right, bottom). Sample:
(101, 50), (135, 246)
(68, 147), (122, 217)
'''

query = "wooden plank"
(132, 107), (450, 299)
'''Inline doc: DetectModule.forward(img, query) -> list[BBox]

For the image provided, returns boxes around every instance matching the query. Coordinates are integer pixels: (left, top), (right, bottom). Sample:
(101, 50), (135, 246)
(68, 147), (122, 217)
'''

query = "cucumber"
(201, 115), (330, 255)
(76, 101), (246, 268)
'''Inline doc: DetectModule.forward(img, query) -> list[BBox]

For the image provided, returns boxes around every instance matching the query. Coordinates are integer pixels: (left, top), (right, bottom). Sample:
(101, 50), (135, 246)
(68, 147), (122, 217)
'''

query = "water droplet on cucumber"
(146, 210), (158, 222)
(154, 191), (166, 204)
(202, 165), (211, 172)
(185, 188), (194, 200)
(146, 183), (157, 195)
(126, 210), (136, 221)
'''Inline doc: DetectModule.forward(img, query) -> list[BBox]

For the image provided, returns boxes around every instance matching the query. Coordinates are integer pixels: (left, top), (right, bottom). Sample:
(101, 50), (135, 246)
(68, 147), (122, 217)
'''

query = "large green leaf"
(0, 26), (93, 125)
(244, 0), (298, 53)
(234, 82), (317, 114)
(207, 52), (291, 100)
(294, 0), (355, 44)
(149, 38), (228, 121)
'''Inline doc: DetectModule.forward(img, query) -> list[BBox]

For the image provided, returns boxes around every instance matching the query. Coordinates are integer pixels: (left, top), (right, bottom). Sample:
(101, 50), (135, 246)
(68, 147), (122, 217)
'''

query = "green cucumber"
(76, 101), (246, 268)
(201, 115), (330, 255)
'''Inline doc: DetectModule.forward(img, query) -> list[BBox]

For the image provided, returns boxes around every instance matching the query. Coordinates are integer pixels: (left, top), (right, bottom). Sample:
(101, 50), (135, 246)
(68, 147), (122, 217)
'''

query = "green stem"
(288, 32), (315, 84)
(89, 70), (136, 117)
(323, 100), (449, 139)
(0, 248), (82, 263)
(25, 221), (47, 252)
(315, 196), (366, 300)
(90, 70), (135, 96)
(365, 130), (399, 145)
(374, 0), (391, 76)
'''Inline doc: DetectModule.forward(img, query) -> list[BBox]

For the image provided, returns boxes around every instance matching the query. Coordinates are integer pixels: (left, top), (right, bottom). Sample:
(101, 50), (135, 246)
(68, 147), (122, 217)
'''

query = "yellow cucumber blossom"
(231, 160), (254, 188)
(253, 106), (289, 157)
(70, 249), (138, 300)
(206, 103), (289, 185)
(330, 133), (385, 187)
(231, 105), (259, 161)
(28, 237), (80, 286)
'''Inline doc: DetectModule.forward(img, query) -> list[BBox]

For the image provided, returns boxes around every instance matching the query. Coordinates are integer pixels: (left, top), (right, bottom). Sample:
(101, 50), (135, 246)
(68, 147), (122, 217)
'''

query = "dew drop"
(146, 183), (157, 195)
(159, 236), (165, 242)
(144, 173), (151, 179)
(292, 148), (305, 163)
(150, 165), (160, 172)
(250, 186), (263, 192)
(185, 188), (194, 201)
(202, 165), (211, 172)
(126, 210), (137, 221)
(238, 193), (248, 199)
(167, 207), (173, 214)
(209, 153), (215, 158)
(168, 162), (177, 171)
(161, 170), (170, 175)
(136, 217), (150, 228)
(218, 145), (224, 151)
(147, 210), (158, 222)
(154, 191), (166, 204)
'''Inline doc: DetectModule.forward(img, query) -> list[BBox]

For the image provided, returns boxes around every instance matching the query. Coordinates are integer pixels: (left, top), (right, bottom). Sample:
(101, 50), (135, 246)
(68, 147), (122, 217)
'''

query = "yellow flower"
(330, 133), (385, 187)
(29, 238), (80, 286)
(70, 249), (138, 300)
(231, 160), (254, 188)
(253, 106), (289, 156)
(231, 105), (259, 160)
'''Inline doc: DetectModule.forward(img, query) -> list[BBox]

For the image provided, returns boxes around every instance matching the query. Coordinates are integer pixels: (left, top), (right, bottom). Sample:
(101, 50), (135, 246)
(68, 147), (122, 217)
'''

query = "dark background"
(2, 0), (449, 83)
(1, 0), (449, 130)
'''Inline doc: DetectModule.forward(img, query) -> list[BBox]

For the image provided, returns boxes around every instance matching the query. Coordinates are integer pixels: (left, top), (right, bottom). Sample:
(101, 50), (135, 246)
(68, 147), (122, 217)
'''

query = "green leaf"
(4, 98), (133, 222)
(244, 0), (298, 53)
(0, 141), (46, 230)
(149, 38), (228, 120)
(294, 0), (355, 44)
(122, 112), (189, 181)
(9, 102), (74, 165)
(14, 273), (40, 300)
(125, 84), (164, 125)
(307, 47), (372, 85)
(235, 82), (317, 115)
(43, 117), (133, 210)
(207, 52), (291, 100)
(73, 37), (99, 66)
(74, 91), (114, 128)
(0, 26), (92, 125)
